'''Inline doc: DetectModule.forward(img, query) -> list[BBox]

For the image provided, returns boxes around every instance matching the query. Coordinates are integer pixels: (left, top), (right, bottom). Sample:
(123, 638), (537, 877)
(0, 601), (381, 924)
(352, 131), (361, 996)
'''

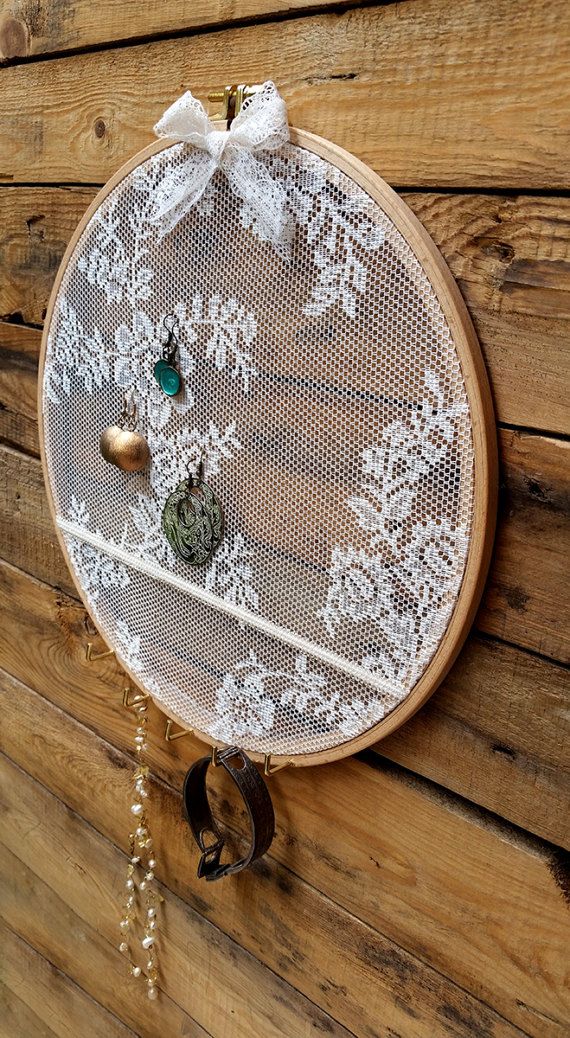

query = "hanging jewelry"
(154, 315), (182, 397)
(100, 390), (150, 472)
(118, 691), (161, 1001)
(162, 456), (223, 565)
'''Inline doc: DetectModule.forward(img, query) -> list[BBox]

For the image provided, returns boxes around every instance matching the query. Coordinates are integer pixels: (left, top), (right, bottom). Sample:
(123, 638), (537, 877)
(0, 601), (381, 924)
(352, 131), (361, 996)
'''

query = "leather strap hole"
(200, 827), (221, 850)
(228, 756), (246, 771)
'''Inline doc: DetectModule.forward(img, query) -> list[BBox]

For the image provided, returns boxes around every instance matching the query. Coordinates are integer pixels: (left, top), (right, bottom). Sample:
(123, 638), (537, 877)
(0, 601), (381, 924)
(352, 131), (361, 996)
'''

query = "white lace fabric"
(151, 81), (291, 250)
(42, 138), (475, 758)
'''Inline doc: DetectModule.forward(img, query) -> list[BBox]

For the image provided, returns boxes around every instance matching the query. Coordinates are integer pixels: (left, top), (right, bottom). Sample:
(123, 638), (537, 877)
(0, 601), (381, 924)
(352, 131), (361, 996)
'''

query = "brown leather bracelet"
(182, 746), (275, 880)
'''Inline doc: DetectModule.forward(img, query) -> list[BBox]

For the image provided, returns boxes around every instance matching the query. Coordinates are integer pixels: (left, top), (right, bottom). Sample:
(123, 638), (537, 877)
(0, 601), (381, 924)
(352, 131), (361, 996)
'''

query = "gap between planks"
(0, 712), (538, 1038)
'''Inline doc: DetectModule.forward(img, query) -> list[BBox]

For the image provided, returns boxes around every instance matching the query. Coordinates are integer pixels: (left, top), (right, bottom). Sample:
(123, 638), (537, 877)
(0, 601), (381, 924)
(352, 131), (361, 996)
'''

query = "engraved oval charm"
(161, 477), (223, 566)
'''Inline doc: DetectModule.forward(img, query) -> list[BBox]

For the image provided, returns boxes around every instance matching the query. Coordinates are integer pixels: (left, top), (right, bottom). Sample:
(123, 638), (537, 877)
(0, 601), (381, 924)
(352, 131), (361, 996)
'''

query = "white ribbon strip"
(150, 80), (292, 252)
(58, 516), (402, 704)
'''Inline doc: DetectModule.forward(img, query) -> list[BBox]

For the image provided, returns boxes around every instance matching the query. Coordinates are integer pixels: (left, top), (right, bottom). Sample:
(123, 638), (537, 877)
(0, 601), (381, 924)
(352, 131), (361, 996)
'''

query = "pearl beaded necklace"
(118, 695), (161, 1000)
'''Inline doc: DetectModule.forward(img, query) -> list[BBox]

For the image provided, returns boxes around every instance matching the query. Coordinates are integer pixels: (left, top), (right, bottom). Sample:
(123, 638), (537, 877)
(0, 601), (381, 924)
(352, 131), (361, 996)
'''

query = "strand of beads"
(118, 693), (161, 1001)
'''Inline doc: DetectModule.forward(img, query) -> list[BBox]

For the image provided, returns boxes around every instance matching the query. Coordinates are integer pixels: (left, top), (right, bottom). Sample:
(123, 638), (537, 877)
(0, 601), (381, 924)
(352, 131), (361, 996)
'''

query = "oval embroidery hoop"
(39, 116), (497, 771)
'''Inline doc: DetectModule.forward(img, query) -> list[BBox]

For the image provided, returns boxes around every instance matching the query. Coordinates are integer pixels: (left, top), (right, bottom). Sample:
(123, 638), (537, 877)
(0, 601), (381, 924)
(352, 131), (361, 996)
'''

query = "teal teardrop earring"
(154, 315), (181, 396)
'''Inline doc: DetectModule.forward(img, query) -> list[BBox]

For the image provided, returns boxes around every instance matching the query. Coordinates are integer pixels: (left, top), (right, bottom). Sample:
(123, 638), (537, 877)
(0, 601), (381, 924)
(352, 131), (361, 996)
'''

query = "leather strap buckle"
(183, 746), (275, 881)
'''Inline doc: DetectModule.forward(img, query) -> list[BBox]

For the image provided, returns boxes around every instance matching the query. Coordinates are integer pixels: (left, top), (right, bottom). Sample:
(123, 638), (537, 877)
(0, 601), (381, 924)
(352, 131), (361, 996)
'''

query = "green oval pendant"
(159, 365), (181, 397)
(162, 477), (223, 565)
(153, 358), (168, 380)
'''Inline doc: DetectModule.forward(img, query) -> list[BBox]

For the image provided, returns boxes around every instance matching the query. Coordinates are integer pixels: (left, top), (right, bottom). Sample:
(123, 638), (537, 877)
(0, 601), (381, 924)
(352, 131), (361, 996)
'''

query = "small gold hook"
(263, 754), (293, 776)
(85, 642), (115, 663)
(164, 719), (192, 742)
(211, 744), (222, 767)
(122, 687), (150, 710)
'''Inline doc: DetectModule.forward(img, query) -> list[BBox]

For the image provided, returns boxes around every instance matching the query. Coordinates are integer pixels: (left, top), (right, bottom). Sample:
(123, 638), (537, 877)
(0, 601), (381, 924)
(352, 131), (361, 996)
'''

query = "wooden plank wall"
(0, 1), (568, 1035)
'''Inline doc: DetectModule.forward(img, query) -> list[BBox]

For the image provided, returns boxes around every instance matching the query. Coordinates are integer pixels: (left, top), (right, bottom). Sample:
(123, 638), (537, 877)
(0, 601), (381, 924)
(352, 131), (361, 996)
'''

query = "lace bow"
(150, 81), (291, 252)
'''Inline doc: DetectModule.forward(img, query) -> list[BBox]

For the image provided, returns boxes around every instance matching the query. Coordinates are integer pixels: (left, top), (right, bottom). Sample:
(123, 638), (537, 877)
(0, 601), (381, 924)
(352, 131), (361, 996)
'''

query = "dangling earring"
(161, 455), (223, 565)
(154, 315), (181, 397)
(100, 390), (150, 472)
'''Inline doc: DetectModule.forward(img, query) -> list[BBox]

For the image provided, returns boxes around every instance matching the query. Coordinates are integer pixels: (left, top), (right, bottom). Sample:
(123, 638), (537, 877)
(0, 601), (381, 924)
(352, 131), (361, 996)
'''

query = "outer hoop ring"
(39, 128), (498, 768)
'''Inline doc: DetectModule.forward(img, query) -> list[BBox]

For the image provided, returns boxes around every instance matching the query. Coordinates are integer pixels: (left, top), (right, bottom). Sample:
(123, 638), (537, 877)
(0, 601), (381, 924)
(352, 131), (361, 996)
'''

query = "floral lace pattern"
(320, 370), (471, 689)
(43, 136), (477, 755)
(211, 650), (391, 744)
(273, 152), (385, 318)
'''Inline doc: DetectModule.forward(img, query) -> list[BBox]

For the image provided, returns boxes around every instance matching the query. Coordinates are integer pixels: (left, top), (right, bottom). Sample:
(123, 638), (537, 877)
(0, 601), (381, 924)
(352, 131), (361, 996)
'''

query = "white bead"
(147, 908), (156, 919)
(135, 827), (146, 838)
(147, 986), (158, 1001)
(131, 856), (140, 865)
(125, 878), (134, 891)
(145, 871), (154, 881)
(148, 859), (156, 869)
(119, 942), (128, 954)
(131, 965), (142, 978)
(130, 803), (143, 816)
(134, 735), (145, 746)
(140, 789), (149, 798)
(120, 919), (129, 933)
(142, 935), (154, 949)
(146, 960), (154, 971)
(139, 880), (147, 891)
(149, 920), (157, 930)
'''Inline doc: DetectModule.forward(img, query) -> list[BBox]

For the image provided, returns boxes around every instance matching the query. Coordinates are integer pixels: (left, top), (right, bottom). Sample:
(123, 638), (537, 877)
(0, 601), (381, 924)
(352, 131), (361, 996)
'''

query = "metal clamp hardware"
(208, 84), (262, 126)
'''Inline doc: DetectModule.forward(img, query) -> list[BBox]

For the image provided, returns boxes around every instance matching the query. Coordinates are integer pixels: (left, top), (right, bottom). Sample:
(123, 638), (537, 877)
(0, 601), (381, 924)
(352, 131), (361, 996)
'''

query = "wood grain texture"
(0, 322), (38, 454)
(0, 735), (518, 1038)
(0, 0), (569, 189)
(2, 187), (569, 433)
(0, 0), (352, 60)
(1, 0), (568, 1032)
(0, 923), (137, 1038)
(0, 845), (213, 1038)
(378, 634), (570, 849)
(0, 765), (354, 1038)
(0, 553), (567, 849)
(0, 982), (58, 1038)
(1, 424), (567, 664)
(2, 669), (568, 1037)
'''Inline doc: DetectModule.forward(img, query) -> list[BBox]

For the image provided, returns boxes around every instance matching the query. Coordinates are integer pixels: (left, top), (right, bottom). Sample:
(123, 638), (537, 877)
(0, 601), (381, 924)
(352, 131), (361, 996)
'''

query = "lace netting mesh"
(42, 141), (475, 757)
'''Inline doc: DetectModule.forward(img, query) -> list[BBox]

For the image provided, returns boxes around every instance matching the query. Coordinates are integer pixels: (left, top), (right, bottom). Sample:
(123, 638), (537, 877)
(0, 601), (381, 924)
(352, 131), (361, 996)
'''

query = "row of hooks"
(85, 639), (292, 776)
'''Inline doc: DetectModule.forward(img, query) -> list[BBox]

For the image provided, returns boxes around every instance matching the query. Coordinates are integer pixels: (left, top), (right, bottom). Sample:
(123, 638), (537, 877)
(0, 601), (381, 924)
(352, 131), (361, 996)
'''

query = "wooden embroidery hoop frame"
(38, 127), (498, 769)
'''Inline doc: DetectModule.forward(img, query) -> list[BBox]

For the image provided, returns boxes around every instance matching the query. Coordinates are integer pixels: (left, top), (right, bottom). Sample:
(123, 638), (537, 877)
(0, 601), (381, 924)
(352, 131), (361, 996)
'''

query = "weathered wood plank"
(0, 470), (568, 852)
(2, 187), (569, 433)
(0, 0), (569, 189)
(2, 670), (560, 1038)
(0, 848), (215, 1038)
(0, 981), (58, 1038)
(378, 634), (570, 847)
(4, 656), (568, 1038)
(404, 192), (570, 436)
(483, 430), (570, 660)
(0, 743), (495, 1038)
(0, 443), (75, 594)
(0, 0), (353, 60)
(0, 323), (39, 455)
(2, 421), (568, 664)
(0, 923), (137, 1038)
(492, 432), (569, 659)
(0, 188), (93, 325)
